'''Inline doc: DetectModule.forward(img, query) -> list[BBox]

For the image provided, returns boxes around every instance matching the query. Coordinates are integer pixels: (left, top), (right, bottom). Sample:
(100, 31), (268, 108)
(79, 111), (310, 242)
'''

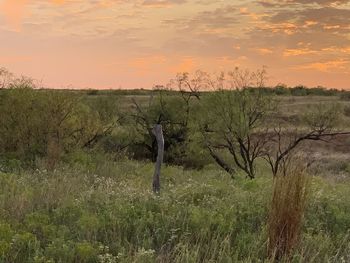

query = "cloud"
(0, 0), (128, 31)
(1, 0), (350, 89)
(269, 7), (350, 27)
(142, 0), (187, 7)
(0, 0), (70, 30)
(295, 59), (350, 72)
(0, 0), (30, 31)
(285, 0), (350, 5)
(247, 3), (350, 51)
(283, 47), (318, 56)
(255, 48), (274, 55)
(257, 0), (350, 7)
(163, 5), (239, 34)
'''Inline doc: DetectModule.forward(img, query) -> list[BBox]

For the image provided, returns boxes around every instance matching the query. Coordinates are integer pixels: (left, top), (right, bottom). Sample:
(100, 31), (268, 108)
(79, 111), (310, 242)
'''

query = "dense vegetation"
(0, 68), (349, 262)
(1, 159), (350, 263)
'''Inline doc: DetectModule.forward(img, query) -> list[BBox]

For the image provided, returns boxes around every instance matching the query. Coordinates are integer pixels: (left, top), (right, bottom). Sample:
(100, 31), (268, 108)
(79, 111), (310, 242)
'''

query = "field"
(0, 85), (350, 262)
(1, 156), (350, 262)
(2, 0), (350, 261)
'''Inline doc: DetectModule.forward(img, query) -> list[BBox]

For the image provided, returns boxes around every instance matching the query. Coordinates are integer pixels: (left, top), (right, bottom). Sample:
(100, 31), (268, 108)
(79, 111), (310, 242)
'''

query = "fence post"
(152, 124), (164, 194)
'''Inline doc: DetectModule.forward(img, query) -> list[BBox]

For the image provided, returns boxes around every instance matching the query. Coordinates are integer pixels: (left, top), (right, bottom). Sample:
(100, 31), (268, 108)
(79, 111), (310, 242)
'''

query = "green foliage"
(129, 90), (202, 166)
(202, 88), (274, 137)
(0, 71), (347, 173)
(75, 242), (98, 262)
(0, 68), (349, 263)
(199, 87), (276, 178)
(0, 159), (349, 262)
(0, 85), (120, 169)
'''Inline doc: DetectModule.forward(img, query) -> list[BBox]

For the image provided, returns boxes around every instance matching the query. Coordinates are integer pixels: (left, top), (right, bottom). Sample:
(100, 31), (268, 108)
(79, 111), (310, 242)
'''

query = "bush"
(344, 105), (350, 117)
(0, 86), (120, 169)
(340, 91), (350, 100)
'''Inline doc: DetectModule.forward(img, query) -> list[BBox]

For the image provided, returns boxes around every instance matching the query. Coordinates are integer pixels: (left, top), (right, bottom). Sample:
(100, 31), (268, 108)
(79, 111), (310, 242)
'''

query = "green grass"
(0, 159), (349, 262)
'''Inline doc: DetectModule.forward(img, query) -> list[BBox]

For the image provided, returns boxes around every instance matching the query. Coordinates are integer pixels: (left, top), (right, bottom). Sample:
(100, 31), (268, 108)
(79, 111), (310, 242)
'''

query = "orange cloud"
(0, 0), (67, 30)
(255, 48), (274, 55)
(51, 0), (66, 4)
(321, 46), (350, 54)
(0, 0), (29, 31)
(142, 0), (186, 8)
(295, 59), (349, 72)
(302, 20), (318, 28)
(257, 22), (298, 35)
(283, 48), (318, 56)
(323, 25), (341, 29)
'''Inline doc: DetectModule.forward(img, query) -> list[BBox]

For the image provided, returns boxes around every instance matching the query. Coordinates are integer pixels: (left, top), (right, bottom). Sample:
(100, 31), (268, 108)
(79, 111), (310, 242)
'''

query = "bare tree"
(200, 68), (350, 179)
(264, 103), (350, 176)
(0, 67), (14, 89)
(200, 68), (274, 179)
(167, 71), (206, 126)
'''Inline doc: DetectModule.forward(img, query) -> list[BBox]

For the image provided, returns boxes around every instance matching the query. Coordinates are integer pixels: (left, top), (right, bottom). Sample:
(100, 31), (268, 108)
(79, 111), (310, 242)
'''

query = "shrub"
(75, 242), (98, 263)
(344, 105), (350, 117)
(291, 85), (308, 96)
(0, 86), (120, 169)
(340, 91), (350, 101)
(87, 89), (99, 96)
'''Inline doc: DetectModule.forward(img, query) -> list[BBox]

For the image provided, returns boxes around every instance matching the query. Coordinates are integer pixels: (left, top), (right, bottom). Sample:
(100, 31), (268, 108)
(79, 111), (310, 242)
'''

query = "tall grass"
(268, 161), (310, 261)
(0, 157), (349, 262)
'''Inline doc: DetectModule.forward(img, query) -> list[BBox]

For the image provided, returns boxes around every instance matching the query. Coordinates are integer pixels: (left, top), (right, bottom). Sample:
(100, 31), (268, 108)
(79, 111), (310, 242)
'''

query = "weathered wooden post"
(152, 124), (164, 194)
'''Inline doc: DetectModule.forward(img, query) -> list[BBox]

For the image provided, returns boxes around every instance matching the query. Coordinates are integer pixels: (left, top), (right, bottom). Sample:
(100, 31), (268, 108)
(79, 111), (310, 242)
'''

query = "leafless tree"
(0, 67), (14, 89)
(201, 68), (274, 179)
(263, 104), (350, 176)
(201, 68), (350, 179)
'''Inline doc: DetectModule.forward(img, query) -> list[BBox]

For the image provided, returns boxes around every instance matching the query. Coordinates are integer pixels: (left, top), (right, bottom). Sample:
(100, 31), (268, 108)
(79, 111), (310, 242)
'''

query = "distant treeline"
(257, 85), (350, 97)
(75, 85), (350, 98)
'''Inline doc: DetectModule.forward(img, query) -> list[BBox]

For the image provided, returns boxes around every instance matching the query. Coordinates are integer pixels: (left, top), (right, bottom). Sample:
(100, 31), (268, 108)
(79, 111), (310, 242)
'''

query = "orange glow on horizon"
(0, 0), (349, 90)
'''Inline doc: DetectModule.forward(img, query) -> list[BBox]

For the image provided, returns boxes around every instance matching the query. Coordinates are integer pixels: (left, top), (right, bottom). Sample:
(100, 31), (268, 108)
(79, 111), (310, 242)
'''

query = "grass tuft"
(268, 160), (310, 261)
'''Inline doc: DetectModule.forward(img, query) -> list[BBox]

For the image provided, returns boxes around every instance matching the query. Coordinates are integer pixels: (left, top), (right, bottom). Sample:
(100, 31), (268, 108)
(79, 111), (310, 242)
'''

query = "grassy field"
(0, 155), (350, 263)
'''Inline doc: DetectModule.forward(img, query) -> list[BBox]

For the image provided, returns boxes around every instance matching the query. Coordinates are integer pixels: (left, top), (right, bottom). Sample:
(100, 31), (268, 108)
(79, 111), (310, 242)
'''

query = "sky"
(0, 0), (349, 90)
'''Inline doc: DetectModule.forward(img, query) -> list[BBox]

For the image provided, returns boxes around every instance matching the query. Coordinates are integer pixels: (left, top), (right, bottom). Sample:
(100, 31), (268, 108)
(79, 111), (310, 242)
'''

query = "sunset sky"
(0, 0), (349, 89)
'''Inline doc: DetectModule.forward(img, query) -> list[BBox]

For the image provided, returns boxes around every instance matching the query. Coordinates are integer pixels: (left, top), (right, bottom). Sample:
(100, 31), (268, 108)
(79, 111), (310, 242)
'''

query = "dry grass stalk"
(268, 158), (310, 261)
